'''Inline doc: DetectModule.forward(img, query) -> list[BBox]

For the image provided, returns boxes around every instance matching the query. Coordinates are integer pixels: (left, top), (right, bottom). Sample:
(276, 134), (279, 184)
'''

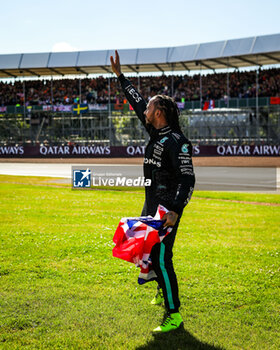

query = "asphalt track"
(0, 162), (279, 192)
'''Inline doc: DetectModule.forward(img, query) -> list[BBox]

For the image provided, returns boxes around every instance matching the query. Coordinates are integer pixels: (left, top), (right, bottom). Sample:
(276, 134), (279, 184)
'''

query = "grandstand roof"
(0, 33), (280, 78)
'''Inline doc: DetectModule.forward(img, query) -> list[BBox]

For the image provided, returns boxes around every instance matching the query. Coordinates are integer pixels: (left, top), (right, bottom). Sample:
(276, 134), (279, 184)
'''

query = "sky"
(1, 0), (280, 54)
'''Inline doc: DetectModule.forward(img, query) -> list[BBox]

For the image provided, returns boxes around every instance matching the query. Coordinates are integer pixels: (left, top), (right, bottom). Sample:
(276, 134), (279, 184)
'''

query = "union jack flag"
(112, 205), (172, 284)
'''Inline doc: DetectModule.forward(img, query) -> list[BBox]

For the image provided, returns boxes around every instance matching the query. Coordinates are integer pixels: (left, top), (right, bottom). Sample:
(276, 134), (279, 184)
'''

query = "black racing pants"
(150, 218), (181, 314)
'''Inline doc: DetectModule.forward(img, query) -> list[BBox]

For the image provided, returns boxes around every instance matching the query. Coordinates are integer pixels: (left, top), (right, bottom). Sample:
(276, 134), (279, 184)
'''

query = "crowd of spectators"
(0, 67), (279, 106)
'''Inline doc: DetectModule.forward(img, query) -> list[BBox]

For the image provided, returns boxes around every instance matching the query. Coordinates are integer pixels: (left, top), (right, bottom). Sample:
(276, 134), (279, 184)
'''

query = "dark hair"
(153, 95), (181, 132)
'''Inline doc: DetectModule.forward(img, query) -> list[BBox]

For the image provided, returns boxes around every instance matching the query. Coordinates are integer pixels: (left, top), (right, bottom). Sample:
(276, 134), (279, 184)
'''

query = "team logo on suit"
(181, 144), (189, 153)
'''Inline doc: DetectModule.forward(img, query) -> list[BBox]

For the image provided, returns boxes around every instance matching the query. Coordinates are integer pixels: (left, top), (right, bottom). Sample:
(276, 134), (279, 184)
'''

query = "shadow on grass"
(135, 324), (224, 350)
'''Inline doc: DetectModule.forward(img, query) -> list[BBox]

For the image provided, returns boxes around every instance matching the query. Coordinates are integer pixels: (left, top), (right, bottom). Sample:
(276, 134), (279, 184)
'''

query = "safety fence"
(0, 107), (280, 146)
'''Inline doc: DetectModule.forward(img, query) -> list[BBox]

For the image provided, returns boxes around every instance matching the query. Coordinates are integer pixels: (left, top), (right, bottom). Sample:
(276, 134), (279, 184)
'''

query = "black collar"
(158, 125), (172, 136)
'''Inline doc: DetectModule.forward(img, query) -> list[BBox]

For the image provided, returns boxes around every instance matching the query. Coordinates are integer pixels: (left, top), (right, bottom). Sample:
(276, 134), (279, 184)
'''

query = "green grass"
(193, 191), (280, 204)
(0, 175), (279, 349)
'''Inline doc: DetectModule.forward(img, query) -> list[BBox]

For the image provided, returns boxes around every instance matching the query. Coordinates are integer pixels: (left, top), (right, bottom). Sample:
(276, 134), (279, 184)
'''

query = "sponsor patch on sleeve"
(181, 144), (189, 153)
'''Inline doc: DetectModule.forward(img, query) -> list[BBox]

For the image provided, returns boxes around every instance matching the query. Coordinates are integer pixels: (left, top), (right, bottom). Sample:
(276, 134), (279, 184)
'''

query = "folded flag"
(112, 205), (172, 284)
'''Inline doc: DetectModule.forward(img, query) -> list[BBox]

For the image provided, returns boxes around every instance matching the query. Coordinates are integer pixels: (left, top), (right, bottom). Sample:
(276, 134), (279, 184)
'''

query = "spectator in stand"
(0, 68), (279, 107)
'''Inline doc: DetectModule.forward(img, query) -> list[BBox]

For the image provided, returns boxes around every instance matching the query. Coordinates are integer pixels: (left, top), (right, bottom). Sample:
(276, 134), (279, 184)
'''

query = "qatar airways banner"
(0, 144), (279, 158)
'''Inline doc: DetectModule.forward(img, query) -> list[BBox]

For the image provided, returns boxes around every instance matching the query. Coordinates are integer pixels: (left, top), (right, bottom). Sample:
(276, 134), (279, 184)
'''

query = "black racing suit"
(118, 74), (195, 313)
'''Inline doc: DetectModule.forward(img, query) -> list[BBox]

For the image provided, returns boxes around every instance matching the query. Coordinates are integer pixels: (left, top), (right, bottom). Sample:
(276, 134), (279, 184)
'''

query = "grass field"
(0, 175), (279, 350)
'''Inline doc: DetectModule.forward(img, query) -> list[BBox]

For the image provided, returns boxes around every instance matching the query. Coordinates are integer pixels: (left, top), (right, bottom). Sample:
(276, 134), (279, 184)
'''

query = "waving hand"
(110, 50), (122, 77)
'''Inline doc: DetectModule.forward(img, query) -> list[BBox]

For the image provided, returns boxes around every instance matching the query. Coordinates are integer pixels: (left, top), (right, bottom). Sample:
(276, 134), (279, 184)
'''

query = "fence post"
(108, 75), (112, 145)
(51, 77), (54, 111)
(256, 66), (260, 141)
(227, 65), (230, 108)
(200, 64), (202, 110)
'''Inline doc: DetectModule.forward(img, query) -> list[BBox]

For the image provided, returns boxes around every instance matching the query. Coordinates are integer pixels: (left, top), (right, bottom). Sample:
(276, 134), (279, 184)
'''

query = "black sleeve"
(118, 74), (152, 134)
(167, 140), (195, 214)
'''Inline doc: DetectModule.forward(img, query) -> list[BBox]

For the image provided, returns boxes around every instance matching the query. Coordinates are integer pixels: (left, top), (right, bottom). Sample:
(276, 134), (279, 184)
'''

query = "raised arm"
(110, 50), (151, 133)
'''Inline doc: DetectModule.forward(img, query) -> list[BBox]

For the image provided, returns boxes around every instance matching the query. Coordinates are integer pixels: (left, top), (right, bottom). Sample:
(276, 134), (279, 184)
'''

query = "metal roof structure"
(0, 33), (280, 78)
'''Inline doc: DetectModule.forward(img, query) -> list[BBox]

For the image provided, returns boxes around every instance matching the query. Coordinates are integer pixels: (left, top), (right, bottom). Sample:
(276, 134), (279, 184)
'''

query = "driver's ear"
(155, 109), (161, 118)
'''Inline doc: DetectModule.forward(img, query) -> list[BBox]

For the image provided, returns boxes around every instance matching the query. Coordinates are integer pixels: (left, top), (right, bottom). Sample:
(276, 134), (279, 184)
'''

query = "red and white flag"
(112, 205), (172, 284)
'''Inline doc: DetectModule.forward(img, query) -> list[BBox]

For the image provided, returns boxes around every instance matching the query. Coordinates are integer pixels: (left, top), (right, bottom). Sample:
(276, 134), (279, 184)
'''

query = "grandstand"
(0, 33), (279, 156)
